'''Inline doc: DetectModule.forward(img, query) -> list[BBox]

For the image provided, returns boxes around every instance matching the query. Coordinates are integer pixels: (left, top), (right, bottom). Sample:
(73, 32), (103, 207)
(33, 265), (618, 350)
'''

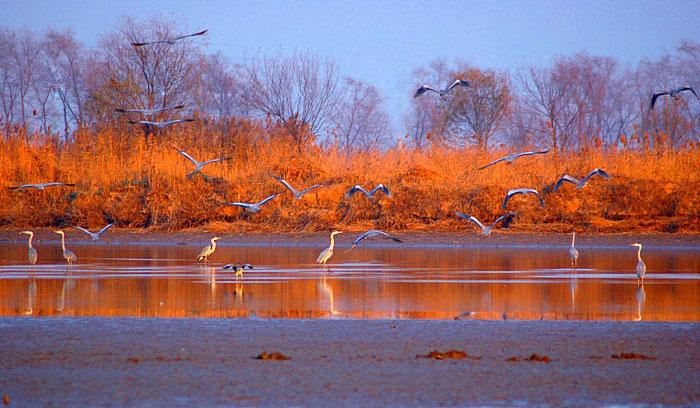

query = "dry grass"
(1, 124), (698, 233)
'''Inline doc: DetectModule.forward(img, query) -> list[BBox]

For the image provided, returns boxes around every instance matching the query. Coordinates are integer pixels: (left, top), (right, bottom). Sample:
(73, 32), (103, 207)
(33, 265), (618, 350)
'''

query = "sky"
(2, 0), (699, 130)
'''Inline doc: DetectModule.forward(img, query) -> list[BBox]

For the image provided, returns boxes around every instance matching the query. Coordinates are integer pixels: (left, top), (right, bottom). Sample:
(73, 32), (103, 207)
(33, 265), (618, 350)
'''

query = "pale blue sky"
(2, 0), (698, 129)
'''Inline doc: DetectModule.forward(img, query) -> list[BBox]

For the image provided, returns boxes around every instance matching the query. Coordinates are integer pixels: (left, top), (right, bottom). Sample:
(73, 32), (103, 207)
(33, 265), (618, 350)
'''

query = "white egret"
(74, 223), (114, 241)
(631, 243), (646, 285)
(455, 212), (515, 236)
(317, 231), (343, 266)
(53, 230), (77, 264)
(197, 237), (221, 263)
(19, 231), (38, 265)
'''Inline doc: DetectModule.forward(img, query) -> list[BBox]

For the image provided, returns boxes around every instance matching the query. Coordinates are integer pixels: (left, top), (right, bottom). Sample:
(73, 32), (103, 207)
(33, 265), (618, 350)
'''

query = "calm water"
(1, 240), (699, 321)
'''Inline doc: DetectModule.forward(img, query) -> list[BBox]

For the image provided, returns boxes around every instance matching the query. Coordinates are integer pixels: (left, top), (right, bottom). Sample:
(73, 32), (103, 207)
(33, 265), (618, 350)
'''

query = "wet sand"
(1, 318), (699, 406)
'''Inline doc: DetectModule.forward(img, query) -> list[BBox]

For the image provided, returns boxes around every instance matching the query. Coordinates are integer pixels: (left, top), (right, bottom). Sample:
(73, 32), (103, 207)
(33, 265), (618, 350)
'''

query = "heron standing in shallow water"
(20, 231), (38, 265)
(54, 230), (77, 265)
(317, 231), (343, 267)
(631, 243), (646, 285)
(197, 237), (221, 263)
(568, 232), (579, 268)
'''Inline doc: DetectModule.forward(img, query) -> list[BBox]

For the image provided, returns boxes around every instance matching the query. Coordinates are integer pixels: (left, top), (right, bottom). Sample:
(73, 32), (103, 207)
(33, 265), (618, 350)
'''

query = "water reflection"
(0, 242), (698, 321)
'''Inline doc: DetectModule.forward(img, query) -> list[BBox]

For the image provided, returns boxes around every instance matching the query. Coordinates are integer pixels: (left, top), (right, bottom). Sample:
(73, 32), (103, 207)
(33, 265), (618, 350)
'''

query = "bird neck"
(329, 235), (336, 250)
(60, 235), (66, 251)
(27, 234), (34, 248)
(210, 239), (217, 250)
(571, 233), (576, 247)
(637, 246), (642, 261)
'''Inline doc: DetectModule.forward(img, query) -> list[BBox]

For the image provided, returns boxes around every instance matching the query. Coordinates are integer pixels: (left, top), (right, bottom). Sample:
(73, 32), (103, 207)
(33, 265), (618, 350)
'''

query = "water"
(1, 240), (699, 321)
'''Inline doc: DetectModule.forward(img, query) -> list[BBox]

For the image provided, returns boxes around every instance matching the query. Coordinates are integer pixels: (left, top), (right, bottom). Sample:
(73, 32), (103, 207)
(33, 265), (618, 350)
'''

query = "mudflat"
(1, 318), (698, 406)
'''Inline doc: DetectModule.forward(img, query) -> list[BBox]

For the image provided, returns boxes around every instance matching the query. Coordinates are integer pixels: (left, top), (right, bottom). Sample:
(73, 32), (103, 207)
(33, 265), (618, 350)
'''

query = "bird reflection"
(318, 274), (340, 317)
(22, 279), (36, 315)
(635, 284), (646, 322)
(569, 272), (578, 313)
(57, 277), (76, 313)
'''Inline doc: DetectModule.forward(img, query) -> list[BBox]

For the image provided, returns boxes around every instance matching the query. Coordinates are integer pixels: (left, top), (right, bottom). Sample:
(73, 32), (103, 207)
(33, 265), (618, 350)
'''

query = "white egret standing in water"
(53, 230), (77, 264)
(197, 237), (221, 263)
(317, 231), (343, 267)
(568, 232), (579, 268)
(631, 243), (646, 285)
(20, 231), (38, 265)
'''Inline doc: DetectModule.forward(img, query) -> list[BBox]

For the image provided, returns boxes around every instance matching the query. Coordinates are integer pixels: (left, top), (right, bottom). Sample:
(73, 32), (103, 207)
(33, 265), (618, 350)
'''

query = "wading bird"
(650, 85), (699, 110)
(222, 263), (253, 278)
(19, 231), (38, 265)
(270, 175), (323, 200)
(317, 231), (343, 267)
(502, 188), (545, 209)
(131, 29), (208, 47)
(345, 184), (391, 200)
(9, 182), (75, 190)
(455, 212), (515, 236)
(221, 193), (280, 213)
(115, 105), (185, 115)
(568, 232), (579, 268)
(350, 230), (402, 249)
(54, 230), (77, 265)
(128, 119), (194, 129)
(197, 237), (221, 263)
(74, 223), (114, 242)
(478, 149), (550, 170)
(414, 79), (470, 98)
(631, 243), (646, 285)
(175, 146), (230, 177)
(553, 168), (611, 192)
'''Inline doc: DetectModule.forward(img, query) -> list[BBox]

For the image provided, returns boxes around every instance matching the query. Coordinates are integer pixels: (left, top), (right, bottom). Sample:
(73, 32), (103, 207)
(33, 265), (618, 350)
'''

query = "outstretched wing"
(174, 29), (208, 42)
(96, 223), (114, 236)
(115, 108), (147, 114)
(503, 189), (544, 209)
(271, 175), (300, 196)
(650, 92), (667, 110)
(491, 212), (516, 228)
(74, 226), (95, 238)
(152, 104), (185, 113)
(478, 156), (508, 170)
(683, 86), (700, 100)
(345, 185), (370, 199)
(553, 175), (581, 192)
(456, 212), (485, 232)
(351, 230), (401, 248)
(298, 184), (323, 196)
(128, 120), (156, 126)
(583, 168), (611, 183)
(256, 193), (280, 207)
(176, 149), (199, 165)
(225, 202), (253, 210)
(445, 79), (470, 94)
(163, 119), (194, 126)
(200, 156), (229, 167)
(514, 149), (549, 158)
(414, 85), (440, 98)
(370, 184), (391, 197)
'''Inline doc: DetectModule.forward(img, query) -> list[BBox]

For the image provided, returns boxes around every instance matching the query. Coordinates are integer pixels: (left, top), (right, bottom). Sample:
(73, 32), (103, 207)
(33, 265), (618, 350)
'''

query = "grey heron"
(115, 105), (185, 115)
(502, 188), (545, 209)
(9, 182), (75, 190)
(414, 79), (470, 98)
(317, 231), (343, 266)
(128, 119), (194, 129)
(568, 232), (579, 268)
(19, 231), (38, 265)
(345, 184), (391, 200)
(197, 237), (221, 263)
(349, 230), (402, 249)
(650, 85), (699, 110)
(553, 168), (611, 192)
(222, 263), (253, 278)
(631, 243), (646, 285)
(74, 223), (114, 241)
(53, 230), (77, 264)
(270, 175), (323, 200)
(478, 149), (549, 170)
(131, 29), (208, 47)
(221, 193), (281, 213)
(175, 146), (230, 176)
(455, 212), (515, 236)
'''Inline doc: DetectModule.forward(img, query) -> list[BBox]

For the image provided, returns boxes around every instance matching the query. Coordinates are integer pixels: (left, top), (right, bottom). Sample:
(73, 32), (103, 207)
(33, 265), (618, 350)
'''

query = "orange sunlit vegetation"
(1, 123), (698, 233)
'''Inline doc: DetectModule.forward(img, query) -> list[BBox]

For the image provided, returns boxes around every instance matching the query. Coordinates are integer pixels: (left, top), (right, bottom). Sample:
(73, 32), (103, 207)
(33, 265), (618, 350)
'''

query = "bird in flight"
(115, 105), (185, 115)
(414, 79), (470, 98)
(74, 223), (114, 241)
(174, 146), (230, 177)
(349, 230), (403, 249)
(478, 149), (550, 170)
(270, 175), (324, 200)
(650, 85), (699, 110)
(455, 212), (515, 236)
(222, 263), (253, 278)
(221, 193), (281, 213)
(131, 29), (208, 47)
(345, 184), (391, 200)
(9, 182), (75, 190)
(553, 168), (610, 192)
(502, 188), (545, 209)
(128, 119), (194, 129)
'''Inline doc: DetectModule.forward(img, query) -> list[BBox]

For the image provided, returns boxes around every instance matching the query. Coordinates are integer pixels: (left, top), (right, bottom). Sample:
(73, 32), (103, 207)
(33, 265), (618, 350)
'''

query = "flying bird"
(345, 184), (391, 200)
(54, 230), (77, 265)
(222, 263), (253, 278)
(74, 223), (114, 241)
(221, 193), (280, 213)
(317, 231), (343, 266)
(478, 149), (550, 170)
(553, 168), (611, 192)
(502, 188), (545, 209)
(455, 212), (515, 236)
(115, 105), (185, 115)
(131, 29), (208, 47)
(197, 237), (221, 263)
(175, 146), (230, 176)
(19, 231), (38, 265)
(650, 85), (699, 110)
(349, 230), (402, 249)
(128, 119), (194, 129)
(414, 79), (470, 98)
(9, 182), (75, 190)
(568, 231), (579, 268)
(270, 175), (323, 200)
(631, 243), (646, 286)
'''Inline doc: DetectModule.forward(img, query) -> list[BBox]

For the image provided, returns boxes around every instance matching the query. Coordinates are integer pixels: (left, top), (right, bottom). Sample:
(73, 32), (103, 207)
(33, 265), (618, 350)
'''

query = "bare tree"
(241, 52), (341, 146)
(0, 29), (20, 137)
(333, 78), (391, 154)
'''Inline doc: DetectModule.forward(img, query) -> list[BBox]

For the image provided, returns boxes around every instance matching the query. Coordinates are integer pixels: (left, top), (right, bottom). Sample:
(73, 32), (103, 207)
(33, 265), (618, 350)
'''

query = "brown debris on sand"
(611, 353), (656, 360)
(255, 352), (290, 360)
(507, 353), (551, 363)
(416, 350), (480, 360)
